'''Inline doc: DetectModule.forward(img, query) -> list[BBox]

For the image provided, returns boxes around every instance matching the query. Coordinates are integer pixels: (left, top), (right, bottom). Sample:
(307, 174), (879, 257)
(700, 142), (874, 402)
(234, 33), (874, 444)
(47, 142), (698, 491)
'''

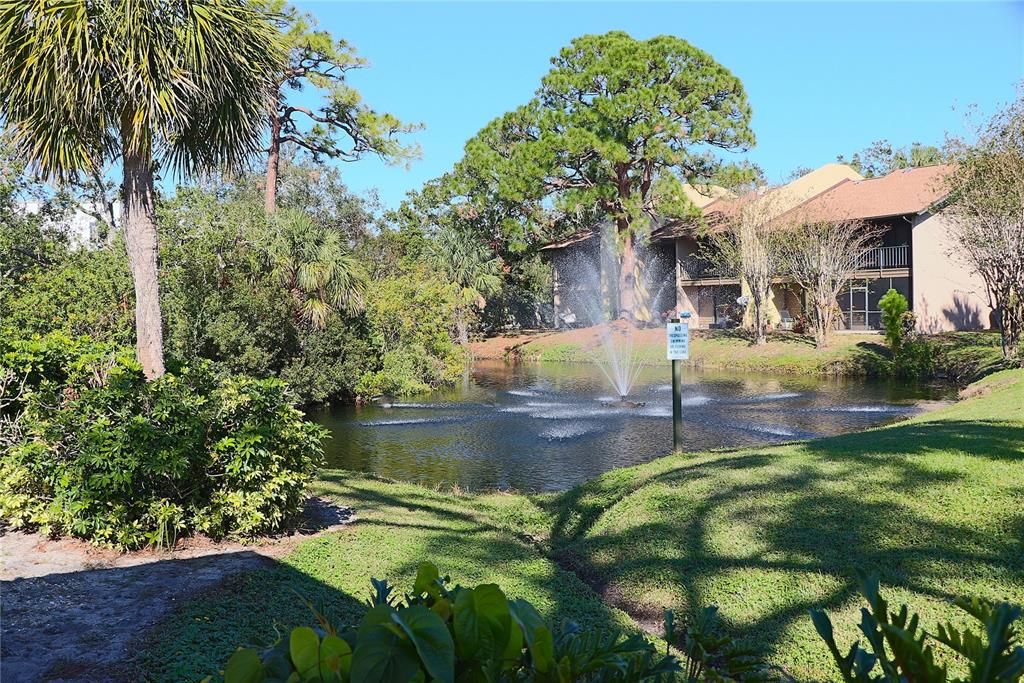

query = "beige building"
(544, 164), (994, 333)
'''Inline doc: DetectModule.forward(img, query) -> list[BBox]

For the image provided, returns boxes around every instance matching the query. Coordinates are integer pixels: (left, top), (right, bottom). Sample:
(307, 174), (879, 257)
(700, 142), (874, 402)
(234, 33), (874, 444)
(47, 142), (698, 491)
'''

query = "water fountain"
(556, 224), (675, 403)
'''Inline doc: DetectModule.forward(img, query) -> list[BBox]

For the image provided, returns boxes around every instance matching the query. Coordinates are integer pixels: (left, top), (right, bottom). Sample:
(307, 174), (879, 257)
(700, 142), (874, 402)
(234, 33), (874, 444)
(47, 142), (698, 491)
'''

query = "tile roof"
(540, 164), (954, 251)
(784, 164), (954, 223)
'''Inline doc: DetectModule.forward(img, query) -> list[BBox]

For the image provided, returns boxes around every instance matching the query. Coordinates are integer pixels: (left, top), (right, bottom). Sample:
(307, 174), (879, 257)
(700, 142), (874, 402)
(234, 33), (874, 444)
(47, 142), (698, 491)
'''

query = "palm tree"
(265, 209), (365, 329)
(0, 0), (283, 378)
(427, 227), (501, 344)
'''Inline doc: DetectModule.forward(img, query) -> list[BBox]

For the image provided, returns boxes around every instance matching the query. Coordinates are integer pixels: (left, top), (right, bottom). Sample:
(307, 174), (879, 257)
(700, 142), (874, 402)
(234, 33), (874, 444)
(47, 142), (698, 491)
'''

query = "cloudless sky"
(296, 1), (1024, 210)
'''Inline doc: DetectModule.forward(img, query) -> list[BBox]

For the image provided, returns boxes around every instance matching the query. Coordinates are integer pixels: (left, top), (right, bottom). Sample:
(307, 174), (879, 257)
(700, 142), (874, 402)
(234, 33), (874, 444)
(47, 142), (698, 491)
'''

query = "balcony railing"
(678, 259), (736, 281)
(856, 245), (909, 270)
(677, 245), (910, 283)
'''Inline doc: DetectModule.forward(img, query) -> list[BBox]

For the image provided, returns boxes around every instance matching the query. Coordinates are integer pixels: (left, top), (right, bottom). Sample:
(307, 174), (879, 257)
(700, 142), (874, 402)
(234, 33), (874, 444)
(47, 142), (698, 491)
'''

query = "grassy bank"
(540, 368), (1024, 679)
(471, 327), (1009, 381)
(142, 369), (1023, 681)
(138, 475), (633, 682)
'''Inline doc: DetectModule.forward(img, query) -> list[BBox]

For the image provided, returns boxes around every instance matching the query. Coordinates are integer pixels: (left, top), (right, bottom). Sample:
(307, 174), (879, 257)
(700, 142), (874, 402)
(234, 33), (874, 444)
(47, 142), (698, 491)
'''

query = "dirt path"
(0, 498), (352, 682)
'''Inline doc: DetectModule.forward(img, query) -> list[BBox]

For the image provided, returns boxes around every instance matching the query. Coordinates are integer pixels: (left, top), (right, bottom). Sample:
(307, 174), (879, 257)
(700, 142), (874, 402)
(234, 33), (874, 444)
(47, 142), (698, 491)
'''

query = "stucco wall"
(911, 211), (992, 332)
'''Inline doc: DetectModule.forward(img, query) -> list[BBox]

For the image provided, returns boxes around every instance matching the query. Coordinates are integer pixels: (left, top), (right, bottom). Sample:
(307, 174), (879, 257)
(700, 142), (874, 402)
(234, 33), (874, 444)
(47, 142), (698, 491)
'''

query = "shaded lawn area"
(137, 475), (633, 682)
(141, 369), (1023, 681)
(541, 369), (1024, 679)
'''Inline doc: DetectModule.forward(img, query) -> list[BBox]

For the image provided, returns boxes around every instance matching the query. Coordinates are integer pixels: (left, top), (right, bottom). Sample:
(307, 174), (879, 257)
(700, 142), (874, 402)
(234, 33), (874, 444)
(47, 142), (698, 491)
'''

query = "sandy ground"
(0, 498), (353, 682)
(470, 323), (663, 360)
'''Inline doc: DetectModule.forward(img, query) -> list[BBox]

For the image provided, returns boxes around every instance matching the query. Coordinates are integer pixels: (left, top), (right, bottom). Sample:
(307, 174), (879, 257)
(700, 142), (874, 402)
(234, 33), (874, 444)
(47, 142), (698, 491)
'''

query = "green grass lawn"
(137, 475), (634, 682)
(540, 368), (1024, 679)
(142, 369), (1024, 681)
(515, 328), (1008, 381)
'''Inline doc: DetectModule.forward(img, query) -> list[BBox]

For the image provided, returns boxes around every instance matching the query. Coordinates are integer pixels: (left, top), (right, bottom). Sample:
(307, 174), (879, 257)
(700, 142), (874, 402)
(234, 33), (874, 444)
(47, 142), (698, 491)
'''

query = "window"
(839, 276), (911, 330)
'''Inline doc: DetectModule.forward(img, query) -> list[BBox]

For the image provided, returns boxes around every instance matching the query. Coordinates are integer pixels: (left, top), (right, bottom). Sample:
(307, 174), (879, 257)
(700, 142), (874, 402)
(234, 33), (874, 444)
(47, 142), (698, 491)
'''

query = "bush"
(0, 332), (326, 549)
(879, 288), (910, 352)
(221, 562), (772, 683)
(878, 289), (934, 378)
(1, 240), (135, 344)
(223, 561), (681, 683)
(357, 273), (466, 397)
(812, 571), (1024, 682)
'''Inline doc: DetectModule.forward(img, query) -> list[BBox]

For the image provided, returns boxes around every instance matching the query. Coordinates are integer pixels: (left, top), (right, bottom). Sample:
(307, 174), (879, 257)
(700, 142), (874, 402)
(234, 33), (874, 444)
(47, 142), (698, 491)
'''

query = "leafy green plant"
(222, 562), (680, 682)
(810, 572), (1024, 682)
(0, 332), (325, 548)
(878, 289), (934, 378)
(663, 607), (769, 682)
(356, 273), (466, 397)
(879, 289), (910, 353)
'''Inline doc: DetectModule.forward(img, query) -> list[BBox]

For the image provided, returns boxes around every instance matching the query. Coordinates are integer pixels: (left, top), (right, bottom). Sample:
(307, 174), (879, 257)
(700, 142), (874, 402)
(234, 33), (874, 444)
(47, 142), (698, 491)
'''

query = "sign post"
(666, 313), (691, 452)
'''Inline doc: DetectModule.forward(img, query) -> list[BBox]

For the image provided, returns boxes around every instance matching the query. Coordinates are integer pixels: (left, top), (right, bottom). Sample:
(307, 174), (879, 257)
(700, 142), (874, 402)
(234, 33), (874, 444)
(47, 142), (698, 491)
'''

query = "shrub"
(878, 289), (934, 378)
(357, 273), (466, 397)
(223, 562), (681, 683)
(0, 332), (325, 549)
(1, 241), (135, 344)
(221, 563), (772, 683)
(811, 571), (1024, 682)
(879, 288), (910, 352)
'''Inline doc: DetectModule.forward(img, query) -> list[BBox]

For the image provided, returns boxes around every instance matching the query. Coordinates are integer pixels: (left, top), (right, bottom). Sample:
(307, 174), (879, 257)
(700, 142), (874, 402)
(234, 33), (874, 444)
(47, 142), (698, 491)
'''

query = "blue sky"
(296, 1), (1024, 210)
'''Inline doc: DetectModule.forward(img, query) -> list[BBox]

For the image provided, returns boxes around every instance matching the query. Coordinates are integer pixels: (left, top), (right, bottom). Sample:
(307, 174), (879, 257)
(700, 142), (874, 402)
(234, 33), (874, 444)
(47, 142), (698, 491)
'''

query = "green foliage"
(837, 140), (944, 178)
(456, 31), (754, 243)
(811, 572), (1024, 682)
(664, 606), (769, 682)
(0, 0), (284, 181)
(223, 562), (680, 683)
(879, 289), (934, 378)
(262, 0), (420, 168)
(356, 273), (466, 396)
(426, 226), (502, 342)
(264, 208), (367, 329)
(6, 169), (469, 403)
(0, 332), (325, 549)
(879, 289), (910, 352)
(2, 239), (134, 343)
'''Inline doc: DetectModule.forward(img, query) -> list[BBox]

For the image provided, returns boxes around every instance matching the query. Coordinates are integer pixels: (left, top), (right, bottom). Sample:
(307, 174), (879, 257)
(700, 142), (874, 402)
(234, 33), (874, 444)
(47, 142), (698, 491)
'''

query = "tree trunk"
(122, 150), (165, 380)
(265, 109), (282, 213)
(753, 297), (767, 345)
(813, 296), (831, 349)
(456, 310), (469, 346)
(617, 222), (636, 320)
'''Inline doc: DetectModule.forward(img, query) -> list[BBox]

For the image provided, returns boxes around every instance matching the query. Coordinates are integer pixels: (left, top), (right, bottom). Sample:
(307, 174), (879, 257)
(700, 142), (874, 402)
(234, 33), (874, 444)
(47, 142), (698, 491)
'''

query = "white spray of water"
(557, 226), (675, 399)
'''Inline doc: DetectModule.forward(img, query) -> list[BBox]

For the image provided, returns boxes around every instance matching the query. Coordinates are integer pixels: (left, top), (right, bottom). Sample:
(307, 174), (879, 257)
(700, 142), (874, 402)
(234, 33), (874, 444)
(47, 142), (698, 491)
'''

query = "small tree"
(264, 209), (366, 329)
(426, 227), (502, 345)
(0, 0), (284, 379)
(780, 215), (881, 348)
(262, 1), (420, 212)
(943, 94), (1024, 361)
(703, 191), (787, 345)
(879, 288), (909, 352)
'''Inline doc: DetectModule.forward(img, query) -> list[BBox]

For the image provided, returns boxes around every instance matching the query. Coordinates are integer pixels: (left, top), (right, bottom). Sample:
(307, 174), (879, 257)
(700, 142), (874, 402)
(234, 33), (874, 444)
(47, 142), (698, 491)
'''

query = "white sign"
(666, 321), (690, 360)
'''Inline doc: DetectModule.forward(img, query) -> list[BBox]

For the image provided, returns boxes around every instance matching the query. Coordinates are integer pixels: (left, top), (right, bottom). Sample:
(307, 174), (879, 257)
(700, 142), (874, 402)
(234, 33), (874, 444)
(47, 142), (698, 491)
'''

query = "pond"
(309, 361), (954, 492)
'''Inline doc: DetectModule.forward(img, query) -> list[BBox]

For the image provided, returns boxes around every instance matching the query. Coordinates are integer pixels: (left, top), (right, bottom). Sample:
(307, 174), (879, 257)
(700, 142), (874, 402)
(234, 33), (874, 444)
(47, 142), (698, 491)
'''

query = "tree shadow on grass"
(540, 417), (1024, 678)
(806, 418), (1024, 463)
(115, 473), (638, 682)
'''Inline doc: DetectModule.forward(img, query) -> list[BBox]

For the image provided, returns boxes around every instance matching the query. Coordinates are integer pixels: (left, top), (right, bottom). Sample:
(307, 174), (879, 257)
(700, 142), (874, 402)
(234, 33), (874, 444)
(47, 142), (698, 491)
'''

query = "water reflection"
(309, 361), (954, 492)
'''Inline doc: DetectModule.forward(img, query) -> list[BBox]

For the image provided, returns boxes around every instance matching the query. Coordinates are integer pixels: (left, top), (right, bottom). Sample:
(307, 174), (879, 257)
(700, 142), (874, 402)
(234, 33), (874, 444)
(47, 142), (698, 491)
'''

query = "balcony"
(855, 245), (909, 271)
(677, 245), (910, 286)
(677, 259), (738, 283)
